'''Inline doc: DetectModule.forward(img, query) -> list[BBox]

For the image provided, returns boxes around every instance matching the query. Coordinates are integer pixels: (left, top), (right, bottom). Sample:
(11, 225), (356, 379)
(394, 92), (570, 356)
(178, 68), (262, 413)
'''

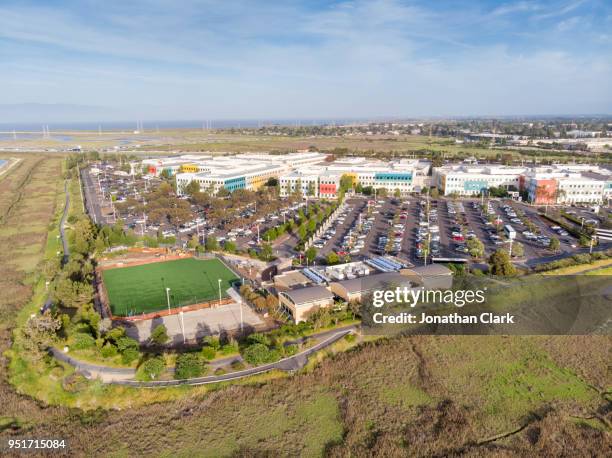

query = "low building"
(278, 286), (334, 323)
(330, 272), (415, 303)
(274, 270), (312, 291)
(401, 264), (453, 290)
(279, 159), (431, 199)
(433, 164), (527, 196)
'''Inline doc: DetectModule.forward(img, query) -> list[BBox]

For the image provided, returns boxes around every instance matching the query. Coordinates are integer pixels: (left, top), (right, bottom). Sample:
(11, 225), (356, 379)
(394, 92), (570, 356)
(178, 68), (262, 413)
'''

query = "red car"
(452, 235), (465, 242)
(336, 251), (348, 256)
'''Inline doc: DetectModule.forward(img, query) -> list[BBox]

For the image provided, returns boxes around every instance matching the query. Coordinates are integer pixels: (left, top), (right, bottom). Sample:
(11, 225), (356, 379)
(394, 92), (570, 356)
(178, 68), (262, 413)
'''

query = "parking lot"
(84, 161), (608, 268)
(309, 193), (604, 267)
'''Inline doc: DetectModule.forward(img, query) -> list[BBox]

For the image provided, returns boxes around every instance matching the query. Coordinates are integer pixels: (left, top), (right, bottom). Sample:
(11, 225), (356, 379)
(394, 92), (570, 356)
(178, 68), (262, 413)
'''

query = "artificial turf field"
(101, 258), (239, 316)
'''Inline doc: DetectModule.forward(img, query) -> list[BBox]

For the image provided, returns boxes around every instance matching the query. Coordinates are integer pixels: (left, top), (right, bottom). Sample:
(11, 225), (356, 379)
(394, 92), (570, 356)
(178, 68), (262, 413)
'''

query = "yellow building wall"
(179, 163), (199, 173)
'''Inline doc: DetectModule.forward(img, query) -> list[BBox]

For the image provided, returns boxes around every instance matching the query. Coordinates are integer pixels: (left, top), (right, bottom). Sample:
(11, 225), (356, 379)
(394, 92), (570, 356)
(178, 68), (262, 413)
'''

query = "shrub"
(220, 340), (239, 355)
(202, 335), (221, 350)
(138, 356), (165, 381)
(150, 324), (169, 345)
(116, 336), (139, 353)
(230, 360), (246, 371)
(121, 347), (140, 365)
(100, 342), (118, 358)
(246, 333), (271, 346)
(174, 353), (206, 379)
(242, 343), (280, 366)
(201, 346), (217, 360)
(105, 326), (125, 344)
(71, 332), (95, 350)
(283, 344), (298, 357)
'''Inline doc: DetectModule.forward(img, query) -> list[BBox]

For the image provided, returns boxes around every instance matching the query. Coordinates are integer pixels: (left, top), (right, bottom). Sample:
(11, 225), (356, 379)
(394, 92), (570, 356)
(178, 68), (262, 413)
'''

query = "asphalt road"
(81, 167), (105, 225)
(50, 325), (357, 387)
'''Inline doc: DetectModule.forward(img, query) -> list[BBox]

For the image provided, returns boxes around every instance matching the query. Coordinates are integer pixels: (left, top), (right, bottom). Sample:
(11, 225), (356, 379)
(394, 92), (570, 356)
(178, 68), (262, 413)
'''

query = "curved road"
(50, 325), (356, 387)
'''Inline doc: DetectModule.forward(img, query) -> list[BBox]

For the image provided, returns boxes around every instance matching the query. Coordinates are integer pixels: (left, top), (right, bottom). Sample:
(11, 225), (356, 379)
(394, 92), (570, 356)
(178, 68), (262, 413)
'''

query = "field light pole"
(217, 279), (222, 305)
(166, 287), (171, 313)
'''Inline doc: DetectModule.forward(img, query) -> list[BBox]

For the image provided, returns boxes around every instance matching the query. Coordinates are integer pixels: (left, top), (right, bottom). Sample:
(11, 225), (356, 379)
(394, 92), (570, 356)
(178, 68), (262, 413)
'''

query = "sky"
(0, 0), (611, 121)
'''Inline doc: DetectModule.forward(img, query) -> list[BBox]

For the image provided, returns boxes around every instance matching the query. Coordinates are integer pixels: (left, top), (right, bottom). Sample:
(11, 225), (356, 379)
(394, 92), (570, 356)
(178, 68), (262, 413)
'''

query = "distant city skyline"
(1, 0), (611, 122)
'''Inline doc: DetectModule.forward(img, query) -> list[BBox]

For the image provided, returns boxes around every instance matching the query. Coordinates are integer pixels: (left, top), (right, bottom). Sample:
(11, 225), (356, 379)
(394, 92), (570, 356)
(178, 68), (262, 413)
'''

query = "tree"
(184, 180), (200, 196)
(431, 151), (444, 167)
(393, 188), (401, 198)
(54, 278), (94, 309)
(224, 240), (237, 253)
(298, 224), (308, 241)
(21, 311), (61, 361)
(307, 218), (317, 234)
(326, 252), (340, 265)
(260, 243), (273, 261)
(307, 181), (315, 197)
(150, 324), (169, 345)
(488, 249), (516, 276)
(339, 174), (355, 192)
(305, 246), (317, 263)
(429, 187), (440, 198)
(512, 241), (524, 258)
(466, 237), (485, 258)
(174, 353), (206, 379)
(205, 236), (219, 251)
(549, 237), (560, 252)
(138, 356), (165, 381)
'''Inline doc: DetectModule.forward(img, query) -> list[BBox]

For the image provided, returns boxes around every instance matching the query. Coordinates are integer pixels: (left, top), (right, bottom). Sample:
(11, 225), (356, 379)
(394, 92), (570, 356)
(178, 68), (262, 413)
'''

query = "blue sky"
(0, 0), (610, 120)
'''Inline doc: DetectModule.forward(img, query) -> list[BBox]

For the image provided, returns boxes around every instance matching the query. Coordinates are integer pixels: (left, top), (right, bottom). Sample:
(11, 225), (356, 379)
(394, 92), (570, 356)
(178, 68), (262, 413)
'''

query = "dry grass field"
(2, 130), (564, 160)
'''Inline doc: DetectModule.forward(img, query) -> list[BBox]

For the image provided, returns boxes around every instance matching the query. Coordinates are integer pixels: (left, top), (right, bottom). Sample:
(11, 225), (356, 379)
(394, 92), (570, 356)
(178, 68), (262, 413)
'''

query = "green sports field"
(101, 258), (239, 316)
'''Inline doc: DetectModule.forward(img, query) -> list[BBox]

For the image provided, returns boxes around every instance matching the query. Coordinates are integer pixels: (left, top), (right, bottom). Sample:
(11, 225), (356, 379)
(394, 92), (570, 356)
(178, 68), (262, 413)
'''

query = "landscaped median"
(49, 326), (357, 387)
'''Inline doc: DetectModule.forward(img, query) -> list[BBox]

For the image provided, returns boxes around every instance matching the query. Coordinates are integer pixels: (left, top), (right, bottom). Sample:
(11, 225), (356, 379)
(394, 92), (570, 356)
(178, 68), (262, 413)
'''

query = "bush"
(220, 340), (239, 355)
(241, 343), (281, 366)
(174, 353), (206, 379)
(283, 344), (298, 357)
(201, 346), (217, 360)
(137, 356), (165, 381)
(150, 324), (169, 345)
(246, 333), (271, 346)
(202, 335), (221, 350)
(230, 360), (246, 371)
(100, 342), (118, 358)
(71, 332), (96, 350)
(116, 336), (139, 353)
(121, 347), (140, 365)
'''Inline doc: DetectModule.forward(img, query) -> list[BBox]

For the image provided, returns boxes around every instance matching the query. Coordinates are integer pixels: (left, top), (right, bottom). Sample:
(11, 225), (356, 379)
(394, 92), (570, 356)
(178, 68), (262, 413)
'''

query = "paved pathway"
(51, 325), (357, 387)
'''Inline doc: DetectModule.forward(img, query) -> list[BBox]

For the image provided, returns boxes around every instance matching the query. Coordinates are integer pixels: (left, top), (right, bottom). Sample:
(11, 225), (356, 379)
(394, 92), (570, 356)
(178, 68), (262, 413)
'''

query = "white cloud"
(0, 0), (609, 118)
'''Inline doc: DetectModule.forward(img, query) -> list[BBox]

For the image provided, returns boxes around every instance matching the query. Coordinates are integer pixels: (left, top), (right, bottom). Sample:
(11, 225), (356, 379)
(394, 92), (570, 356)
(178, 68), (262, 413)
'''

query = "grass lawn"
(102, 258), (238, 316)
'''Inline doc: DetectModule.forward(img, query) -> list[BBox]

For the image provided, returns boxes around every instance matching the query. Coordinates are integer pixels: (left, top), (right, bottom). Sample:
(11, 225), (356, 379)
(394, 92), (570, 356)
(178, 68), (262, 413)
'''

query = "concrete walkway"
(50, 325), (357, 387)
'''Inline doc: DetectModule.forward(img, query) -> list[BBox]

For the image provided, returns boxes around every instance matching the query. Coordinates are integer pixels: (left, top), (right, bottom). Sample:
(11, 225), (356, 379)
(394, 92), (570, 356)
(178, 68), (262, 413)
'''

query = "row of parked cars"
(500, 204), (524, 226)
(341, 205), (372, 254)
(416, 200), (441, 258)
